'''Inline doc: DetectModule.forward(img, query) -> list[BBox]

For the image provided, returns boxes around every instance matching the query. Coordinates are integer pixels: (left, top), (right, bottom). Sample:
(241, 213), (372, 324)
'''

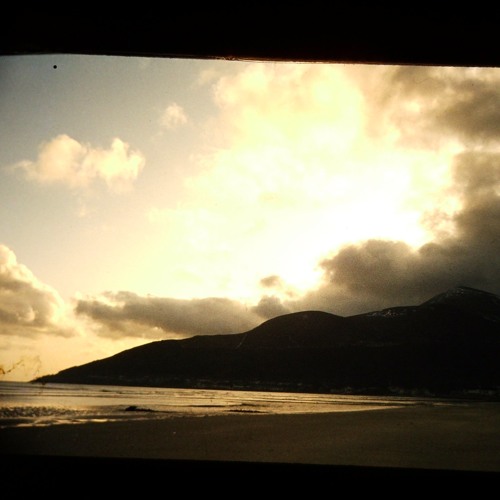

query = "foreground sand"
(2, 403), (500, 473)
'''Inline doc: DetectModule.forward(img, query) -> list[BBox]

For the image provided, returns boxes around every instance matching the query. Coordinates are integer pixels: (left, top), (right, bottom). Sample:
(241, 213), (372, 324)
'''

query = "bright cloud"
(12, 134), (145, 192)
(160, 103), (188, 129)
(212, 62), (363, 152)
(0, 244), (73, 337)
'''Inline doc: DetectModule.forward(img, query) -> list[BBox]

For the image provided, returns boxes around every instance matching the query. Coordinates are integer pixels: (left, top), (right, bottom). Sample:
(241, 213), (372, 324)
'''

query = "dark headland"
(33, 286), (500, 399)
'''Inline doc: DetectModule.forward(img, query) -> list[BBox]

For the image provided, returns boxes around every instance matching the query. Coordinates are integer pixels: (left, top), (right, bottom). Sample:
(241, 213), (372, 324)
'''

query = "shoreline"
(2, 403), (500, 472)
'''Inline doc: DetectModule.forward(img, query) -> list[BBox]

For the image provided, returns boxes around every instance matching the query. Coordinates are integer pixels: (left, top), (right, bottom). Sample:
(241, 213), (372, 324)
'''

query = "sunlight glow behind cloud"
(145, 62), (449, 300)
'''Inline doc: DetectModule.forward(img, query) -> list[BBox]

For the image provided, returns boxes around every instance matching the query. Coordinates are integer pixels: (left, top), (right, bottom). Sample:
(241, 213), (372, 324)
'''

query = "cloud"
(283, 148), (500, 316)
(259, 275), (285, 289)
(251, 295), (292, 319)
(12, 134), (145, 192)
(112, 65), (500, 323)
(212, 62), (363, 153)
(357, 65), (500, 149)
(250, 65), (500, 316)
(0, 244), (74, 337)
(75, 291), (265, 339)
(147, 63), (381, 296)
(159, 103), (188, 129)
(88, 145), (500, 333)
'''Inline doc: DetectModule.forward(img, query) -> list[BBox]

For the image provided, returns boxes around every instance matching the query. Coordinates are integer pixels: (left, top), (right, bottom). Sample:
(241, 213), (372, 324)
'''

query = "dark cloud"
(452, 152), (500, 241)
(251, 295), (292, 319)
(76, 292), (264, 339)
(287, 149), (500, 316)
(367, 66), (500, 148)
(258, 274), (299, 300)
(259, 275), (284, 289)
(436, 84), (500, 144)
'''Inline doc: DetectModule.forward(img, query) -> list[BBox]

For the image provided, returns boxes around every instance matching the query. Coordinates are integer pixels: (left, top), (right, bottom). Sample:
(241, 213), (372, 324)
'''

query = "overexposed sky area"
(1, 54), (500, 380)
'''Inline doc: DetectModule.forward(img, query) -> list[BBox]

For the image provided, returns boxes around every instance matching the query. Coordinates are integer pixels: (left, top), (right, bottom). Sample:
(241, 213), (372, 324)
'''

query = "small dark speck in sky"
(53, 65), (57, 69)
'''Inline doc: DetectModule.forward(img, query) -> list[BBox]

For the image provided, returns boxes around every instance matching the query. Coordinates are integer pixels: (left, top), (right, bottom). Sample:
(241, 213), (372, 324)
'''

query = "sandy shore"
(3, 403), (500, 492)
(3, 403), (500, 472)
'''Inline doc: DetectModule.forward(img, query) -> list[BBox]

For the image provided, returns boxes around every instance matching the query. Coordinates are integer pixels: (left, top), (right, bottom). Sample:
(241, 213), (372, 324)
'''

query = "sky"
(1, 54), (500, 381)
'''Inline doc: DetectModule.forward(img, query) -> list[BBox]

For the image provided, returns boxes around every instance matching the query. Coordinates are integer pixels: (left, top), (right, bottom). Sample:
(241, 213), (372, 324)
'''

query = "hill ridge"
(33, 287), (500, 398)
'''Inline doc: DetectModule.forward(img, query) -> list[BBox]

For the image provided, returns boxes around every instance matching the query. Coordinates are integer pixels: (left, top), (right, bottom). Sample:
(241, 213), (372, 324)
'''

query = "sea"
(0, 380), (459, 429)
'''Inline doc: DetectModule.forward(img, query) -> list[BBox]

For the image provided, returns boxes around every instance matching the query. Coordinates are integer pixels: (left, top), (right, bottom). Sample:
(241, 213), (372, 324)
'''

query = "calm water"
(0, 381), (452, 428)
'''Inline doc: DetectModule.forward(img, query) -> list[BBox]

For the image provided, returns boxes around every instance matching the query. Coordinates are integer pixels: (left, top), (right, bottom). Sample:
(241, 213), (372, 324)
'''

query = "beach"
(3, 403), (500, 472)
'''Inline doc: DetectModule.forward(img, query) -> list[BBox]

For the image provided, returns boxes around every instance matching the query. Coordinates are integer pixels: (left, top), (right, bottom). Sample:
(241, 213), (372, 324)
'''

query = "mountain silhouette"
(33, 286), (500, 397)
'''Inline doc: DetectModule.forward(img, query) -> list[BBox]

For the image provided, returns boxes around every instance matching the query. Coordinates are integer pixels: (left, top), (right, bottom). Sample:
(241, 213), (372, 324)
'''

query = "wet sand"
(0, 403), (500, 488)
(2, 403), (500, 474)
